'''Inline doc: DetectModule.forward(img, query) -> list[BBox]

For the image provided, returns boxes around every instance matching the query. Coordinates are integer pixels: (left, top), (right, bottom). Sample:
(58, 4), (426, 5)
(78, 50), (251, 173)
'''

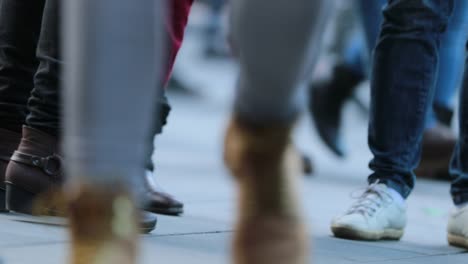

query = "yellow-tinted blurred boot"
(224, 116), (308, 264)
(68, 183), (139, 264)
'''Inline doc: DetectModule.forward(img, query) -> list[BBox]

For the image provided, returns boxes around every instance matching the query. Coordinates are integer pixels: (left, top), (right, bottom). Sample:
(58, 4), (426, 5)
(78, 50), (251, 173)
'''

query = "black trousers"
(0, 0), (59, 136)
(0, 0), (169, 167)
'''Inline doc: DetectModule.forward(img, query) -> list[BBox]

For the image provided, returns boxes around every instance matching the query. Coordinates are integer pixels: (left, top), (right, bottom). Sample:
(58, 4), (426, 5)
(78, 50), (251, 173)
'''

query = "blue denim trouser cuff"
(451, 188), (468, 205)
(452, 191), (468, 205)
(368, 174), (413, 199)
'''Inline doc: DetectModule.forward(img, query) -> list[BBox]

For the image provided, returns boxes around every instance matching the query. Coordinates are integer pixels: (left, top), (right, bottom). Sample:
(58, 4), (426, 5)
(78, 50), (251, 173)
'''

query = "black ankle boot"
(309, 65), (365, 157)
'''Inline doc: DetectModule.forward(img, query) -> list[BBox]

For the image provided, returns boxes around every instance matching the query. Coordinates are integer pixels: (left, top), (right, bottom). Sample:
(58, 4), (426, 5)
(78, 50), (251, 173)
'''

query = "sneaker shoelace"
(347, 181), (394, 217)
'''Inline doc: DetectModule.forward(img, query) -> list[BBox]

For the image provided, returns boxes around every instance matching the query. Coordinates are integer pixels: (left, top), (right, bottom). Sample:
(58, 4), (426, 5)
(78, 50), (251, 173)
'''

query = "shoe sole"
(7, 212), (156, 234)
(6, 183), (156, 234)
(145, 206), (184, 216)
(331, 224), (404, 241)
(448, 233), (468, 249)
(5, 184), (35, 214)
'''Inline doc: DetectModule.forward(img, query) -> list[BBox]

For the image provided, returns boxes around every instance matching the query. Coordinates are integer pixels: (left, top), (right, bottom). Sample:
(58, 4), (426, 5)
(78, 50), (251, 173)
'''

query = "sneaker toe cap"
(332, 214), (369, 230)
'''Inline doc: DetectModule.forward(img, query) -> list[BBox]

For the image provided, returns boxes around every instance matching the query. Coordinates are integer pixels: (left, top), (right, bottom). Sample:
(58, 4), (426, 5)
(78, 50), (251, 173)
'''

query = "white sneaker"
(447, 205), (468, 249)
(331, 182), (407, 240)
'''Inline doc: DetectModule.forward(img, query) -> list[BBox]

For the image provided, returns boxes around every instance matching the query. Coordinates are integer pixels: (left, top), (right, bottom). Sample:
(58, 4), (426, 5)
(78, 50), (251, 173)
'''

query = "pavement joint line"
(1, 240), (66, 249)
(357, 250), (468, 263)
(146, 230), (233, 238)
(0, 231), (234, 249)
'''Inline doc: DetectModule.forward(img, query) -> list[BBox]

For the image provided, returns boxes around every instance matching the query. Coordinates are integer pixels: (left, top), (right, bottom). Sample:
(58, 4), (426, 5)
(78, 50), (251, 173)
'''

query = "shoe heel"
(5, 183), (35, 214)
(0, 188), (6, 212)
(6, 183), (67, 216)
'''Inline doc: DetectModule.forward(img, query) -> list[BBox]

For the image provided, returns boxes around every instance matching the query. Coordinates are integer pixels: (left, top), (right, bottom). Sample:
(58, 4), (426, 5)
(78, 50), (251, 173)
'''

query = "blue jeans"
(367, 0), (468, 205)
(358, 0), (468, 129)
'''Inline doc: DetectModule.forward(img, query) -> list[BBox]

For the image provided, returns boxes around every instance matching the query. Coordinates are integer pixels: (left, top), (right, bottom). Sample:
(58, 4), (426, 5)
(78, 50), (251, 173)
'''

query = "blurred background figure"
(203, 0), (229, 59)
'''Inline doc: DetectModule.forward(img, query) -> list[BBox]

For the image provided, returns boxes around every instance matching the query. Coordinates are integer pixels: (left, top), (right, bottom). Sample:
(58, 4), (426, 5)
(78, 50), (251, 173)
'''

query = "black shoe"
(142, 174), (184, 216)
(140, 211), (158, 234)
(309, 65), (364, 157)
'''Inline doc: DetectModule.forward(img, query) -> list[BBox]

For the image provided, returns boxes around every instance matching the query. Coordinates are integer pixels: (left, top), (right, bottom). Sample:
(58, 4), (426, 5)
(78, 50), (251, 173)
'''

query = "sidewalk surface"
(1, 7), (467, 263)
(0, 92), (466, 264)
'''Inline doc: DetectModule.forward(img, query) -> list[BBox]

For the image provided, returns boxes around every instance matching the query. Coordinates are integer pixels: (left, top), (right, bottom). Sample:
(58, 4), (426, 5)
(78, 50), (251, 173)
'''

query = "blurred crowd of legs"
(0, 0), (467, 263)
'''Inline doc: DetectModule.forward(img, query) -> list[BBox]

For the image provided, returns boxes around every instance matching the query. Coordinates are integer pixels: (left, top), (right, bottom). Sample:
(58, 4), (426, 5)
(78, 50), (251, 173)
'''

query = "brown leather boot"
(5, 126), (64, 215)
(5, 126), (157, 232)
(416, 123), (456, 180)
(224, 116), (308, 264)
(0, 128), (22, 212)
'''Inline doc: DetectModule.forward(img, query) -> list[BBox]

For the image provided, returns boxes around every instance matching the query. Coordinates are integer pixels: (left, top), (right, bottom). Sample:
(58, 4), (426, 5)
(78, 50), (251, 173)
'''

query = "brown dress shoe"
(416, 123), (456, 180)
(0, 128), (21, 212)
(224, 116), (308, 264)
(142, 173), (184, 216)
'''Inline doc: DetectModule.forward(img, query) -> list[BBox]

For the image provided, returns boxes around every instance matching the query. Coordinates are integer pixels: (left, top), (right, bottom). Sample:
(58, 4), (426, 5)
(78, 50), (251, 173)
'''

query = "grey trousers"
(231, 0), (331, 124)
(62, 0), (164, 192)
(62, 0), (330, 189)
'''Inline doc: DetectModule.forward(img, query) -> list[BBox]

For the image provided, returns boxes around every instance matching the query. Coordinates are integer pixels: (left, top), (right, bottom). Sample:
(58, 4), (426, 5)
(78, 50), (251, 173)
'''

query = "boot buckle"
(11, 151), (63, 178)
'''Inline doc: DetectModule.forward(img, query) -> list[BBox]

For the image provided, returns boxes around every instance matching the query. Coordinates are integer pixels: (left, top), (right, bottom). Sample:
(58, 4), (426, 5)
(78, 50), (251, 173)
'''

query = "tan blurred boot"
(68, 182), (139, 264)
(224, 116), (308, 264)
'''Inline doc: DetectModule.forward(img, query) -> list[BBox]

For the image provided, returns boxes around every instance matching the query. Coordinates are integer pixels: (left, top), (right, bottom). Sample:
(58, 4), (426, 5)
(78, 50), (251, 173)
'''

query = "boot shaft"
(16, 126), (59, 157)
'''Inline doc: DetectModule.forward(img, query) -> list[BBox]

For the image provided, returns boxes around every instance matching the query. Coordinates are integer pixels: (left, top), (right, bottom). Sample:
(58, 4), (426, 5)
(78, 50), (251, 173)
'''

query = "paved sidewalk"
(0, 92), (466, 264)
